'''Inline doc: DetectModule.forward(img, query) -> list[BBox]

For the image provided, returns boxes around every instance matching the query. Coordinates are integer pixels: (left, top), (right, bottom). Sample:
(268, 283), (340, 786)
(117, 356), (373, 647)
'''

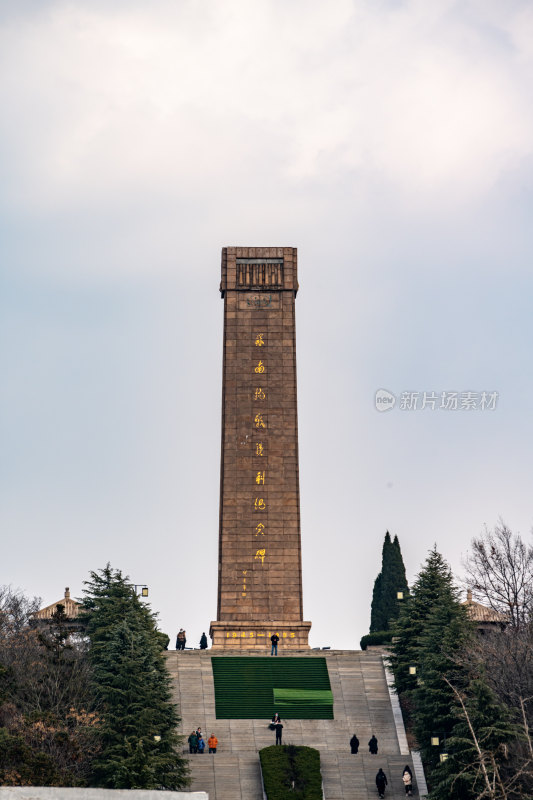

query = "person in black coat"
(350, 734), (360, 754)
(369, 734), (378, 754)
(200, 632), (208, 649)
(275, 721), (283, 745)
(376, 768), (388, 798)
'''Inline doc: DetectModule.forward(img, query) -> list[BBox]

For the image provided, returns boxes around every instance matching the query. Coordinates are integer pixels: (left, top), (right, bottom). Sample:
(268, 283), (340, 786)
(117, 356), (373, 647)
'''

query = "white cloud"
(0, 0), (531, 233)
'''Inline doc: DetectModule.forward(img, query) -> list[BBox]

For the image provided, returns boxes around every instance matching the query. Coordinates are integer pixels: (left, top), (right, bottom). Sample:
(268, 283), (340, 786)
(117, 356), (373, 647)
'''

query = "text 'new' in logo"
(375, 389), (396, 412)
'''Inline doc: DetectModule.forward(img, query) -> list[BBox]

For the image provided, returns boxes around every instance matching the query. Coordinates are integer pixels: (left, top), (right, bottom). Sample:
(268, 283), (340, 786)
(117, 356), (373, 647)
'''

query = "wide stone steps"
(185, 752), (418, 800)
(167, 650), (423, 799)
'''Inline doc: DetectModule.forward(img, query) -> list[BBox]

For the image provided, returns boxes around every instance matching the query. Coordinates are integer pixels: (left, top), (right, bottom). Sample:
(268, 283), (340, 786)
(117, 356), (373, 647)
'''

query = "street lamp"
(409, 665), (417, 675)
(397, 591), (404, 600)
(431, 736), (439, 746)
(439, 753), (448, 762)
(134, 585), (149, 598)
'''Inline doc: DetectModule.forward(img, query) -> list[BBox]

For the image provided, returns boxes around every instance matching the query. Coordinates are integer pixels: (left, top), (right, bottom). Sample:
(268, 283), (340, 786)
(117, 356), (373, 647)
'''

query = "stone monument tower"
(210, 247), (311, 649)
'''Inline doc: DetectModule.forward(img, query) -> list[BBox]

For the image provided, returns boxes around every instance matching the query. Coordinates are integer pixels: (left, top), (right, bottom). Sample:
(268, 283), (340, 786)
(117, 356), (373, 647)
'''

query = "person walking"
(375, 768), (388, 798)
(197, 735), (205, 754)
(208, 733), (218, 753)
(402, 766), (413, 796)
(200, 632), (208, 650)
(275, 721), (283, 745)
(350, 733), (360, 754)
(369, 734), (379, 754)
(271, 632), (279, 656)
(188, 731), (198, 754)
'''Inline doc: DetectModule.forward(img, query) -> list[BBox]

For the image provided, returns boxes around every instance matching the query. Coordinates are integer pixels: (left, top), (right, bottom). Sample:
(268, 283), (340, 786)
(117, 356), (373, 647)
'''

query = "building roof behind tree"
(462, 589), (509, 624)
(32, 587), (80, 619)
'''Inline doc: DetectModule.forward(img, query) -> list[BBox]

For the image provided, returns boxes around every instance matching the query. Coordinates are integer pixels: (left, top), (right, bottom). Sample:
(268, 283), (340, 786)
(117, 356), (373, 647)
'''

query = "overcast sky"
(1, 0), (532, 650)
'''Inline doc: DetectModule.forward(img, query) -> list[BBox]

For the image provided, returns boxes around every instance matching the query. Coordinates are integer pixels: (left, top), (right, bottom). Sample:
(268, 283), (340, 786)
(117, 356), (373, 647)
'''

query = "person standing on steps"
(188, 731), (198, 754)
(176, 629), (186, 650)
(208, 733), (218, 753)
(350, 733), (360, 754)
(275, 721), (283, 745)
(197, 735), (205, 754)
(402, 765), (413, 796)
(199, 632), (208, 649)
(369, 734), (378, 754)
(375, 768), (387, 798)
(271, 632), (279, 656)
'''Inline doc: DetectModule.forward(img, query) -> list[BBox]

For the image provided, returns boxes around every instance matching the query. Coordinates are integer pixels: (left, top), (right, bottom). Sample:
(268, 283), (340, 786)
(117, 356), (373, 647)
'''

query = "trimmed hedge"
(259, 745), (322, 800)
(359, 630), (393, 650)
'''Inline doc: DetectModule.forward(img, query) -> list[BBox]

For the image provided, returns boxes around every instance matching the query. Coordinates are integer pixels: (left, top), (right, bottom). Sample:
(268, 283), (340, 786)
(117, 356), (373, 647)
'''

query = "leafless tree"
(443, 676), (533, 800)
(469, 625), (533, 734)
(0, 585), (41, 636)
(463, 522), (533, 631)
(0, 585), (99, 784)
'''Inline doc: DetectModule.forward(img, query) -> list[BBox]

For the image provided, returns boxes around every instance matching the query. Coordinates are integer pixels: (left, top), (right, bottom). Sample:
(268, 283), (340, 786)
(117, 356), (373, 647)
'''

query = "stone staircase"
(166, 650), (424, 800)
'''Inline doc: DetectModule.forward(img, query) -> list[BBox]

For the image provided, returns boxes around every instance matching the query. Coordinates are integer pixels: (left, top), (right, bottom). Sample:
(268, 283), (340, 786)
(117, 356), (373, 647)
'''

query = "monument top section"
(220, 246), (298, 296)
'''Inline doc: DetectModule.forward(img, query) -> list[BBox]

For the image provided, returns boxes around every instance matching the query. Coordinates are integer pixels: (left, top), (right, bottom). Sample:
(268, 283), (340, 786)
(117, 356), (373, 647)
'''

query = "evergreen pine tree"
(389, 547), (454, 695)
(82, 566), (189, 790)
(413, 592), (473, 772)
(370, 532), (409, 632)
(428, 677), (518, 800)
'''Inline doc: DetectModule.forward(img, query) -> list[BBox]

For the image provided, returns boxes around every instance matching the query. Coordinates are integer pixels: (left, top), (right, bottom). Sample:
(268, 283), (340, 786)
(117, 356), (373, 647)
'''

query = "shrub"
(259, 744), (322, 800)
(359, 631), (393, 650)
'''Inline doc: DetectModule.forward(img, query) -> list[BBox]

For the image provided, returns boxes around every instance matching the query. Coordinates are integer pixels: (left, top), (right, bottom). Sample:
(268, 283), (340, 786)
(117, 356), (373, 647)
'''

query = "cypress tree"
(370, 531), (409, 633)
(82, 566), (188, 790)
(370, 572), (384, 632)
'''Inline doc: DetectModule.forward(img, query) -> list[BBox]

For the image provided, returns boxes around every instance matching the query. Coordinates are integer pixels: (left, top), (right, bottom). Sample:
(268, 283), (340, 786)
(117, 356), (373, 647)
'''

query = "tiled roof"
(462, 598), (509, 623)
(33, 588), (80, 619)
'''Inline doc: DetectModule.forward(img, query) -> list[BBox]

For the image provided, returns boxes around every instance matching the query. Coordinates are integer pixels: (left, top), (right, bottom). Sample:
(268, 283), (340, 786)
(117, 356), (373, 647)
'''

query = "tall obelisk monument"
(210, 247), (311, 649)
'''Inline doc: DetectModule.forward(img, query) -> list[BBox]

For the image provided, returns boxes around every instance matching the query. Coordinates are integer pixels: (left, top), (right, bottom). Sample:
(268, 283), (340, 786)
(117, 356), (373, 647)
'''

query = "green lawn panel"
(273, 688), (333, 705)
(211, 657), (334, 719)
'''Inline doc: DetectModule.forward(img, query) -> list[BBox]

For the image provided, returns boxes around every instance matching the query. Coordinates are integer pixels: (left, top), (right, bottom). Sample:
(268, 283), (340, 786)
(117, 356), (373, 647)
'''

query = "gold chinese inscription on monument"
(240, 333), (271, 597)
(225, 631), (296, 639)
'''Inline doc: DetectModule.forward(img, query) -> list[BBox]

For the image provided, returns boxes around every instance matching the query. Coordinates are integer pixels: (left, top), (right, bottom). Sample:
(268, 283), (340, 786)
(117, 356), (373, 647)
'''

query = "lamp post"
(134, 585), (149, 598)
(409, 665), (417, 676)
(397, 591), (404, 600)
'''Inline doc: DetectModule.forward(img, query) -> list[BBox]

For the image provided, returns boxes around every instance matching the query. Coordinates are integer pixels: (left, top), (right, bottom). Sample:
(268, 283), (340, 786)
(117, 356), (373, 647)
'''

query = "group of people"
(188, 715), (413, 795)
(373, 766), (413, 797)
(175, 630), (209, 650)
(349, 733), (379, 754)
(187, 728), (218, 754)
(177, 630), (280, 652)
(349, 734), (413, 796)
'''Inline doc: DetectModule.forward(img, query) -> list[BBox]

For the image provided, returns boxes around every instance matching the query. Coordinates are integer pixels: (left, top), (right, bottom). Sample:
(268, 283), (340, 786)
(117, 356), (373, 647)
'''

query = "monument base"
(209, 620), (311, 650)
